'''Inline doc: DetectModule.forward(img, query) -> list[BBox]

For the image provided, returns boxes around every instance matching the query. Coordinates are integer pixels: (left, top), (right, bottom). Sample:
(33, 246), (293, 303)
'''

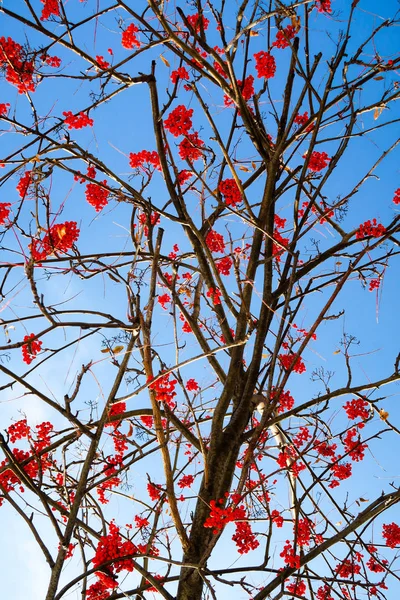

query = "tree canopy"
(1, 1), (400, 599)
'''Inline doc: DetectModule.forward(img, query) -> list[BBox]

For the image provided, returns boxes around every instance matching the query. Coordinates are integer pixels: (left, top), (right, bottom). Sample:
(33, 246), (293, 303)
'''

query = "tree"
(1, 0), (400, 598)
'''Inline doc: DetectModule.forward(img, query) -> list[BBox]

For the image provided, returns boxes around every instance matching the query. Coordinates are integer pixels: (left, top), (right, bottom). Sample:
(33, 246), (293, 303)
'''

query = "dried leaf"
(333, 350), (341, 355)
(127, 422), (134, 437)
(374, 76), (384, 81)
(101, 348), (110, 354)
(112, 345), (124, 355)
(160, 54), (170, 67)
(374, 105), (386, 120)
(379, 408), (389, 421)
(108, 272), (120, 283)
(250, 30), (259, 36)
(291, 15), (301, 31)
(359, 497), (369, 502)
(239, 165), (250, 172)
(251, 161), (257, 170)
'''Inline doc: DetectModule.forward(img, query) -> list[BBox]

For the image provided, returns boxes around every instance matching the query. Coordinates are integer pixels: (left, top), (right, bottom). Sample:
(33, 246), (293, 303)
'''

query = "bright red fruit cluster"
(164, 105), (193, 137)
(186, 378), (199, 391)
(254, 51), (276, 79)
(207, 287), (222, 305)
(216, 256), (233, 275)
(0, 202), (11, 225)
(177, 474), (194, 489)
(121, 23), (140, 49)
(0, 102), (10, 116)
(63, 111), (94, 129)
(305, 151), (331, 172)
(393, 188), (400, 204)
(148, 372), (177, 408)
(7, 419), (30, 443)
(316, 0), (332, 13)
(40, 0), (60, 20)
(85, 180), (109, 212)
(178, 132), (204, 162)
(0, 36), (35, 93)
(382, 522), (400, 548)
(232, 519), (260, 554)
(355, 219), (386, 239)
(280, 540), (301, 568)
(186, 13), (210, 33)
(218, 178), (242, 206)
(129, 150), (161, 172)
(22, 334), (42, 364)
(205, 229), (226, 253)
(16, 171), (32, 198)
(30, 221), (80, 261)
(272, 25), (297, 49)
(286, 580), (306, 596)
(343, 398), (369, 421)
(279, 352), (306, 373)
(170, 67), (190, 84)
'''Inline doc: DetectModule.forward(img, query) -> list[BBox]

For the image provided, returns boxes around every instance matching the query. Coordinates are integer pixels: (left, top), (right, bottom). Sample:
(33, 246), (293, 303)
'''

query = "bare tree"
(1, 1), (400, 599)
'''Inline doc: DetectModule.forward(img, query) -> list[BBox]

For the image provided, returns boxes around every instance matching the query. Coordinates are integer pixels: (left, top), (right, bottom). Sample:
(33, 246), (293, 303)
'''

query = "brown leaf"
(112, 345), (124, 355)
(238, 165), (250, 172)
(374, 105), (386, 120)
(379, 408), (389, 421)
(101, 348), (110, 354)
(250, 30), (259, 37)
(374, 76), (384, 81)
(160, 54), (170, 67)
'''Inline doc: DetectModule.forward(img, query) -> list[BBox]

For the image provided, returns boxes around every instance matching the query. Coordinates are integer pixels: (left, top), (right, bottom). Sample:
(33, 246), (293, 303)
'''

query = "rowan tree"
(1, 1), (400, 599)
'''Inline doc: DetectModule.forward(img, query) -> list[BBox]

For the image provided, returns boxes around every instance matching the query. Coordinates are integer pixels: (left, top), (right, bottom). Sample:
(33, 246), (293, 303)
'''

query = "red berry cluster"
(30, 221), (80, 261)
(96, 55), (110, 70)
(186, 378), (199, 391)
(148, 372), (177, 408)
(343, 398), (369, 421)
(121, 23), (140, 49)
(22, 334), (42, 364)
(205, 229), (226, 253)
(177, 474), (194, 489)
(343, 428), (367, 462)
(286, 579), (306, 597)
(280, 540), (301, 568)
(34, 421), (53, 451)
(40, 0), (60, 21)
(177, 169), (194, 185)
(355, 219), (386, 239)
(140, 415), (154, 428)
(170, 67), (190, 84)
(105, 402), (126, 427)
(305, 151), (331, 172)
(272, 25), (297, 49)
(158, 293), (171, 309)
(16, 171), (32, 198)
(7, 419), (30, 443)
(63, 111), (94, 129)
(272, 388), (295, 414)
(295, 518), (313, 546)
(207, 287), (222, 305)
(218, 178), (242, 206)
(0, 102), (10, 116)
(0, 36), (35, 94)
(316, 0), (332, 13)
(369, 278), (381, 292)
(85, 180), (109, 212)
(0, 202), (11, 225)
(316, 585), (334, 600)
(254, 51), (276, 79)
(164, 105), (193, 137)
(134, 515), (149, 528)
(186, 13), (210, 33)
(129, 150), (161, 172)
(335, 558), (361, 578)
(178, 132), (204, 162)
(278, 352), (306, 373)
(41, 54), (61, 68)
(216, 256), (233, 276)
(382, 522), (400, 548)
(232, 519), (259, 554)
(147, 482), (161, 501)
(393, 188), (400, 204)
